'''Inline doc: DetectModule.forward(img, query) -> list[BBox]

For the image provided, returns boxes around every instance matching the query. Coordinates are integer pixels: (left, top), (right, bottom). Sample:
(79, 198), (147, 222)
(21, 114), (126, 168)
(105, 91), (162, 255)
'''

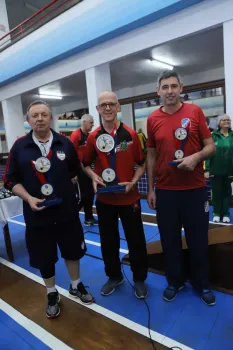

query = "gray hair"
(81, 114), (94, 123)
(217, 114), (231, 128)
(26, 100), (52, 118)
(157, 70), (181, 88)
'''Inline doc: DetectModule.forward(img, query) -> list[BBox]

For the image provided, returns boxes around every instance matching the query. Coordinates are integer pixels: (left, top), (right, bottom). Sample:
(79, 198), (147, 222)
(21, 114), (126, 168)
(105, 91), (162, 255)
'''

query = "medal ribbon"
(109, 124), (118, 183)
(99, 124), (118, 183)
(174, 123), (190, 153)
(31, 149), (53, 189)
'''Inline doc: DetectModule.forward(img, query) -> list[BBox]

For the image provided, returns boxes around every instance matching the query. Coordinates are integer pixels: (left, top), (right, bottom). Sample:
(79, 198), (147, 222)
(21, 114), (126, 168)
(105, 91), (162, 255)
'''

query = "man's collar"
(25, 129), (62, 146)
(101, 121), (122, 133)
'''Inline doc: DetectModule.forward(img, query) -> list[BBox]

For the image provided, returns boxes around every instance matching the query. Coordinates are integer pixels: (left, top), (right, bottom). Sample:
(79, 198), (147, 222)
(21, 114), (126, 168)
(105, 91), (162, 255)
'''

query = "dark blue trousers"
(156, 187), (209, 291)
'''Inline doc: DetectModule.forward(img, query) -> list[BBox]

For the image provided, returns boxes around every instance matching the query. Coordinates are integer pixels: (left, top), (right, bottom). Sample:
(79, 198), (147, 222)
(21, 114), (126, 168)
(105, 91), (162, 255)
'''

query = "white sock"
(71, 278), (80, 289)
(47, 286), (56, 295)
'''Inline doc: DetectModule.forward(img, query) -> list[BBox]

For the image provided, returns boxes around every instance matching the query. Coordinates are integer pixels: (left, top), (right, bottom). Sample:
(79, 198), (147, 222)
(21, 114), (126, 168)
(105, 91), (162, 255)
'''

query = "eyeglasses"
(98, 102), (118, 109)
(221, 119), (231, 122)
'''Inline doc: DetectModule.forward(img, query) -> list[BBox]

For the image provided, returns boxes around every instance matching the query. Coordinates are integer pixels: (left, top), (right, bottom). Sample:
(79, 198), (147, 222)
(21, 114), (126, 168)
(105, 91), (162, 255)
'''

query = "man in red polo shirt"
(70, 114), (98, 226)
(147, 71), (216, 306)
(83, 91), (148, 299)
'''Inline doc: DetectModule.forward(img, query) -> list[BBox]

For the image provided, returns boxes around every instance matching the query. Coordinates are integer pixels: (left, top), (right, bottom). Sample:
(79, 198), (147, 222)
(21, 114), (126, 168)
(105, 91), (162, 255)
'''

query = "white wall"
(51, 99), (88, 115)
(223, 20), (233, 119)
(0, 0), (10, 47)
(42, 66), (225, 114)
(0, 0), (232, 102)
(116, 66), (225, 100)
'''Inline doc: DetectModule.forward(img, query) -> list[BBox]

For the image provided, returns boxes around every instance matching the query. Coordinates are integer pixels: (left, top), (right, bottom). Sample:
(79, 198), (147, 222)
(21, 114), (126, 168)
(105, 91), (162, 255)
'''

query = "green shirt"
(205, 129), (233, 176)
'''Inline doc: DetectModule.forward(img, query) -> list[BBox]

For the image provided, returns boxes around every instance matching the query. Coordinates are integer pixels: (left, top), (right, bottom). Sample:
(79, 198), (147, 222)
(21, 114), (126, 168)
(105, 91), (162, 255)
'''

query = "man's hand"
(147, 190), (156, 209)
(92, 173), (105, 193)
(204, 172), (210, 179)
(27, 196), (46, 211)
(173, 154), (200, 171)
(118, 182), (136, 193)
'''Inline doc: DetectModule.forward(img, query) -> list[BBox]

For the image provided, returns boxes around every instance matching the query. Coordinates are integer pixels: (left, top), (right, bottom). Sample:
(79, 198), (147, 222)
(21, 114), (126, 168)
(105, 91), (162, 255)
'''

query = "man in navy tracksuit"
(4, 100), (94, 319)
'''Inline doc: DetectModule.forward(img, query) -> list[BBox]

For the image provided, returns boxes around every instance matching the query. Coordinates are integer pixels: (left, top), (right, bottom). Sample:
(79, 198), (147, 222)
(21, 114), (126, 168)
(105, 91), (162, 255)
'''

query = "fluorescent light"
(39, 94), (62, 100)
(150, 58), (174, 70)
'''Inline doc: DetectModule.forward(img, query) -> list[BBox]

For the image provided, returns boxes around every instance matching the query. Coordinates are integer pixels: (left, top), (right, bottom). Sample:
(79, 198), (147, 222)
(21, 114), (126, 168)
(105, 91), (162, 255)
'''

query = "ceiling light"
(150, 58), (174, 70)
(39, 94), (62, 100)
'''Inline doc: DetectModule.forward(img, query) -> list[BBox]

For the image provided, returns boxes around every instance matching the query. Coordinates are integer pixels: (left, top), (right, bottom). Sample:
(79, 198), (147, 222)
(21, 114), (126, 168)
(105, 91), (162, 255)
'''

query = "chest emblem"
(119, 140), (128, 151)
(181, 118), (191, 129)
(57, 151), (66, 161)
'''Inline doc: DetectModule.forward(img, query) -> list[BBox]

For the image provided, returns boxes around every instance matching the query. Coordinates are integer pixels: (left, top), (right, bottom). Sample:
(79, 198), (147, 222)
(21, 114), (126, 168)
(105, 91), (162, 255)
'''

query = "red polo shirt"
(70, 128), (88, 162)
(83, 122), (144, 205)
(147, 103), (211, 190)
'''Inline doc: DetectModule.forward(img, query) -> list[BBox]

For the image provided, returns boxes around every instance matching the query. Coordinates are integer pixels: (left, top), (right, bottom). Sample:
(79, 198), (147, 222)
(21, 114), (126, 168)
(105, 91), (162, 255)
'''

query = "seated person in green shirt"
(205, 115), (233, 223)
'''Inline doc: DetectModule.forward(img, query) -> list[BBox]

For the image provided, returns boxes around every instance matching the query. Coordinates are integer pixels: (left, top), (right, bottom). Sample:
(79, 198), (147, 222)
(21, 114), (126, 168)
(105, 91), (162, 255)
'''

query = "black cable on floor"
(146, 231), (159, 243)
(121, 264), (183, 350)
(85, 225), (181, 349)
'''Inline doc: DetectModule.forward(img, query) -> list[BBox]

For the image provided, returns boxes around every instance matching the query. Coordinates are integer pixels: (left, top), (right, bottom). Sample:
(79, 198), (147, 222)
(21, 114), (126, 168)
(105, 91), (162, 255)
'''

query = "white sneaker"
(223, 217), (230, 223)
(213, 216), (220, 223)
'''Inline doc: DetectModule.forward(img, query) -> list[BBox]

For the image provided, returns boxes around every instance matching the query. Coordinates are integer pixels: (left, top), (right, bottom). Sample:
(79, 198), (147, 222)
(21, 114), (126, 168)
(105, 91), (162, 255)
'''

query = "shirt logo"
(119, 140), (128, 151)
(181, 118), (191, 129)
(57, 151), (66, 161)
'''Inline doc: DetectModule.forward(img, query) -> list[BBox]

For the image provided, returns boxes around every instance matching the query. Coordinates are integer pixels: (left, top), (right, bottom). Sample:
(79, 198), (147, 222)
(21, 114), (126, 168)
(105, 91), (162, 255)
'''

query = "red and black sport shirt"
(70, 128), (88, 162)
(83, 122), (144, 205)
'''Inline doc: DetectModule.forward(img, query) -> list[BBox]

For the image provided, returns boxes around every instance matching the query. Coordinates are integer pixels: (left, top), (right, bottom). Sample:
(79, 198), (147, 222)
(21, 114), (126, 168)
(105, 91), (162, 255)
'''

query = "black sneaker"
(163, 285), (184, 302)
(101, 277), (124, 296)
(69, 282), (94, 304)
(200, 289), (216, 306)
(135, 281), (148, 299)
(46, 291), (60, 319)
(84, 218), (98, 226)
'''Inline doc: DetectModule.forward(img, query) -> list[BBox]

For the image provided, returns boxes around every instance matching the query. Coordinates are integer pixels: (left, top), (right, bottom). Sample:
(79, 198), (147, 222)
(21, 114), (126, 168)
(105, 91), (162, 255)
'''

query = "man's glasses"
(98, 102), (118, 109)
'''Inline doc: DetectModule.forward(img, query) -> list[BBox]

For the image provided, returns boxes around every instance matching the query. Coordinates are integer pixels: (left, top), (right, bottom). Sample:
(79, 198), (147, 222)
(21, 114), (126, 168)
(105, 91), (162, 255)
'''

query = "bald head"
(96, 90), (120, 123)
(98, 91), (118, 104)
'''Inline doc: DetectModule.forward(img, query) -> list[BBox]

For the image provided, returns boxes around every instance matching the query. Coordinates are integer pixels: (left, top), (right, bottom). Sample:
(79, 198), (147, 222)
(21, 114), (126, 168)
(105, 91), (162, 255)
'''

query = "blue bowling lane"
(0, 310), (51, 349)
(1, 214), (233, 349)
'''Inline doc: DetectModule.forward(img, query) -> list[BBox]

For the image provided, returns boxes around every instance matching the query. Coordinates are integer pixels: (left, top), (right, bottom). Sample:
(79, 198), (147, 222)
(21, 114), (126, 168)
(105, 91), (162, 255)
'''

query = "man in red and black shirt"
(147, 71), (216, 305)
(83, 91), (148, 299)
(70, 114), (98, 226)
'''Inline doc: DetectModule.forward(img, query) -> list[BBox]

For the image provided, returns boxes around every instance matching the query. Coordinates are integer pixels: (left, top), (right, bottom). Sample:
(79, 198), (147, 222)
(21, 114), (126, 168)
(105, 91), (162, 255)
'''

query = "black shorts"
(25, 216), (86, 269)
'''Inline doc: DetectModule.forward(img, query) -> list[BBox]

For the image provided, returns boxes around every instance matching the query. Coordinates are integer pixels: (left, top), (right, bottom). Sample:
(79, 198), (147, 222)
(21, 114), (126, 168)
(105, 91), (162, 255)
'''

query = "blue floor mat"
(1, 216), (233, 349)
(0, 310), (51, 349)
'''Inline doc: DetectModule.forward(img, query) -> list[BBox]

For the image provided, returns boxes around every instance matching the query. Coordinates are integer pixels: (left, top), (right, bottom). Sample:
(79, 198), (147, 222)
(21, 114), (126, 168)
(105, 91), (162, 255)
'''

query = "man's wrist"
(131, 180), (138, 186)
(148, 187), (154, 193)
(193, 152), (202, 163)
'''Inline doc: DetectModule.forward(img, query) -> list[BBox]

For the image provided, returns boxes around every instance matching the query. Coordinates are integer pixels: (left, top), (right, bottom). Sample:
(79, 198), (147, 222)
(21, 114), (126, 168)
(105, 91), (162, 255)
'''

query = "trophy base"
(37, 198), (62, 208)
(97, 185), (126, 194)
(168, 161), (179, 166)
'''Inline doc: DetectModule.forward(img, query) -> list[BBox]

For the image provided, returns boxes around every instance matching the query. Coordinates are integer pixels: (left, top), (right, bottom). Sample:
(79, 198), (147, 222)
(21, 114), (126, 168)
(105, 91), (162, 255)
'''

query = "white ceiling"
(111, 26), (224, 90)
(18, 25), (224, 113)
